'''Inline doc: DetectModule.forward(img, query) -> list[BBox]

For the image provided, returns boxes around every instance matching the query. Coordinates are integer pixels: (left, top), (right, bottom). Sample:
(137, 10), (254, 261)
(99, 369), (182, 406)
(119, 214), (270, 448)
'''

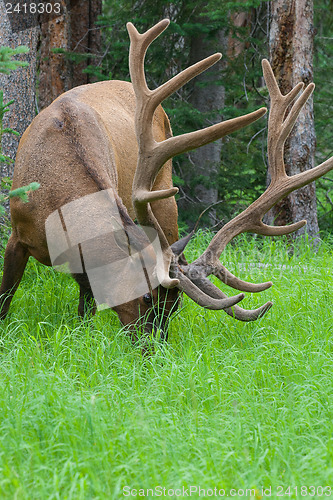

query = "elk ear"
(170, 231), (194, 256)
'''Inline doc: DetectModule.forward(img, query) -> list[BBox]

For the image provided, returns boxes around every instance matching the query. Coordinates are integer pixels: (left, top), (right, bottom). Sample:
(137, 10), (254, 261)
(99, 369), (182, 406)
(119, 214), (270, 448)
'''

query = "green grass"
(0, 233), (332, 499)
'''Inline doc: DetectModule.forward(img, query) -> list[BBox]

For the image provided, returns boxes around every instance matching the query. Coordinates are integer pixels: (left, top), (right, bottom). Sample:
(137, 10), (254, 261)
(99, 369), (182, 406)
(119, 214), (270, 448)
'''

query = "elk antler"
(177, 59), (333, 320)
(128, 20), (333, 319)
(127, 19), (266, 309)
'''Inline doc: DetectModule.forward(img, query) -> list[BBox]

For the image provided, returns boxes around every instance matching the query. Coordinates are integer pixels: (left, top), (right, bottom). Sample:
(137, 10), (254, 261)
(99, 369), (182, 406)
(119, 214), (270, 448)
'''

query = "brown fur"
(0, 81), (179, 333)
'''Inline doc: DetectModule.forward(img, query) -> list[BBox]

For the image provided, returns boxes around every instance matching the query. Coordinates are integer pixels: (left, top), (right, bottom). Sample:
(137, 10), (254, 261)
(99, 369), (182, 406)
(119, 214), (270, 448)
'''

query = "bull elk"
(1, 19), (332, 341)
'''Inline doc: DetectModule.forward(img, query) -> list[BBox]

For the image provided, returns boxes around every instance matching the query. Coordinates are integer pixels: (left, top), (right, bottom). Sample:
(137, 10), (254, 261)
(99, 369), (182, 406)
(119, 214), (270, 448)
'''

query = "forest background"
(0, 0), (332, 236)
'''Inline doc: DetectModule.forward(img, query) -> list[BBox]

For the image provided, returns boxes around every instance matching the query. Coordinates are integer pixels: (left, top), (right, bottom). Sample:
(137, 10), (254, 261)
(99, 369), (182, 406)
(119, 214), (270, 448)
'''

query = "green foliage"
(51, 47), (93, 63)
(9, 181), (40, 202)
(0, 235), (332, 496)
(0, 45), (29, 74)
(0, 45), (39, 218)
(0, 90), (40, 214)
(0, 46), (29, 162)
(313, 0), (333, 232)
(0, 90), (19, 162)
(0, 181), (40, 215)
(0, 89), (19, 216)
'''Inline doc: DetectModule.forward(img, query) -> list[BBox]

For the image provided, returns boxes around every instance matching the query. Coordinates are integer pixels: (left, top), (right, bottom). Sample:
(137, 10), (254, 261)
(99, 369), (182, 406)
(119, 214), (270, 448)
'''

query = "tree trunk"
(179, 26), (226, 227)
(227, 11), (251, 59)
(69, 0), (101, 88)
(0, 2), (39, 178)
(266, 0), (319, 240)
(38, 0), (71, 110)
(39, 0), (102, 110)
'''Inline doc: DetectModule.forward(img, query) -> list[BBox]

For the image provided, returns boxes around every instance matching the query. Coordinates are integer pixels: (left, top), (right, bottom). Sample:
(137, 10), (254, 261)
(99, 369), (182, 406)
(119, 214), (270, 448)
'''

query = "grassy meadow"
(0, 232), (332, 498)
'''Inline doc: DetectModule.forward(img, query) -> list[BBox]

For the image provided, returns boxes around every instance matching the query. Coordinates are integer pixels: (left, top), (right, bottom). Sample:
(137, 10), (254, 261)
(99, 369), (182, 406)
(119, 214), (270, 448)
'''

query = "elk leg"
(72, 272), (96, 317)
(0, 234), (29, 319)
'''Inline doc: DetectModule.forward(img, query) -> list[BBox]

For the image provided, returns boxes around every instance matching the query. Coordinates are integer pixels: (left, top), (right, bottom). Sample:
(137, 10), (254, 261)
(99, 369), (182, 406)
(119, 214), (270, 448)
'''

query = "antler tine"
(278, 83), (314, 148)
(152, 53), (222, 106)
(174, 271), (245, 310)
(184, 58), (333, 309)
(178, 258), (272, 293)
(191, 276), (273, 321)
(213, 262), (272, 292)
(127, 19), (170, 95)
(262, 59), (315, 184)
(159, 107), (267, 163)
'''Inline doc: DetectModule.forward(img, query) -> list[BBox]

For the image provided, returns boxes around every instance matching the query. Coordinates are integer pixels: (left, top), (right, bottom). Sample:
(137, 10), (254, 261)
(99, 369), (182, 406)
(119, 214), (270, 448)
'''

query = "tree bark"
(38, 0), (71, 110)
(179, 26), (226, 226)
(266, 0), (319, 240)
(39, 0), (102, 110)
(227, 11), (251, 59)
(0, 1), (39, 177)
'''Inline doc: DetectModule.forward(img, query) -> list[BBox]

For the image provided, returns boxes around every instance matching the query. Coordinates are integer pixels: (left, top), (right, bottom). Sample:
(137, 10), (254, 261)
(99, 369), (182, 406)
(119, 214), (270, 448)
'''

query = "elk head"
(125, 19), (333, 330)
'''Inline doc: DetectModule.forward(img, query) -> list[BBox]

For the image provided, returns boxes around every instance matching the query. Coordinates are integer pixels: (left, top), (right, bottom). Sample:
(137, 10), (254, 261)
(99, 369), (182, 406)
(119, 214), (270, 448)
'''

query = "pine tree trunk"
(227, 11), (251, 59)
(39, 0), (102, 110)
(266, 0), (319, 240)
(179, 27), (226, 226)
(0, 2), (39, 178)
(69, 0), (101, 88)
(38, 0), (71, 110)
